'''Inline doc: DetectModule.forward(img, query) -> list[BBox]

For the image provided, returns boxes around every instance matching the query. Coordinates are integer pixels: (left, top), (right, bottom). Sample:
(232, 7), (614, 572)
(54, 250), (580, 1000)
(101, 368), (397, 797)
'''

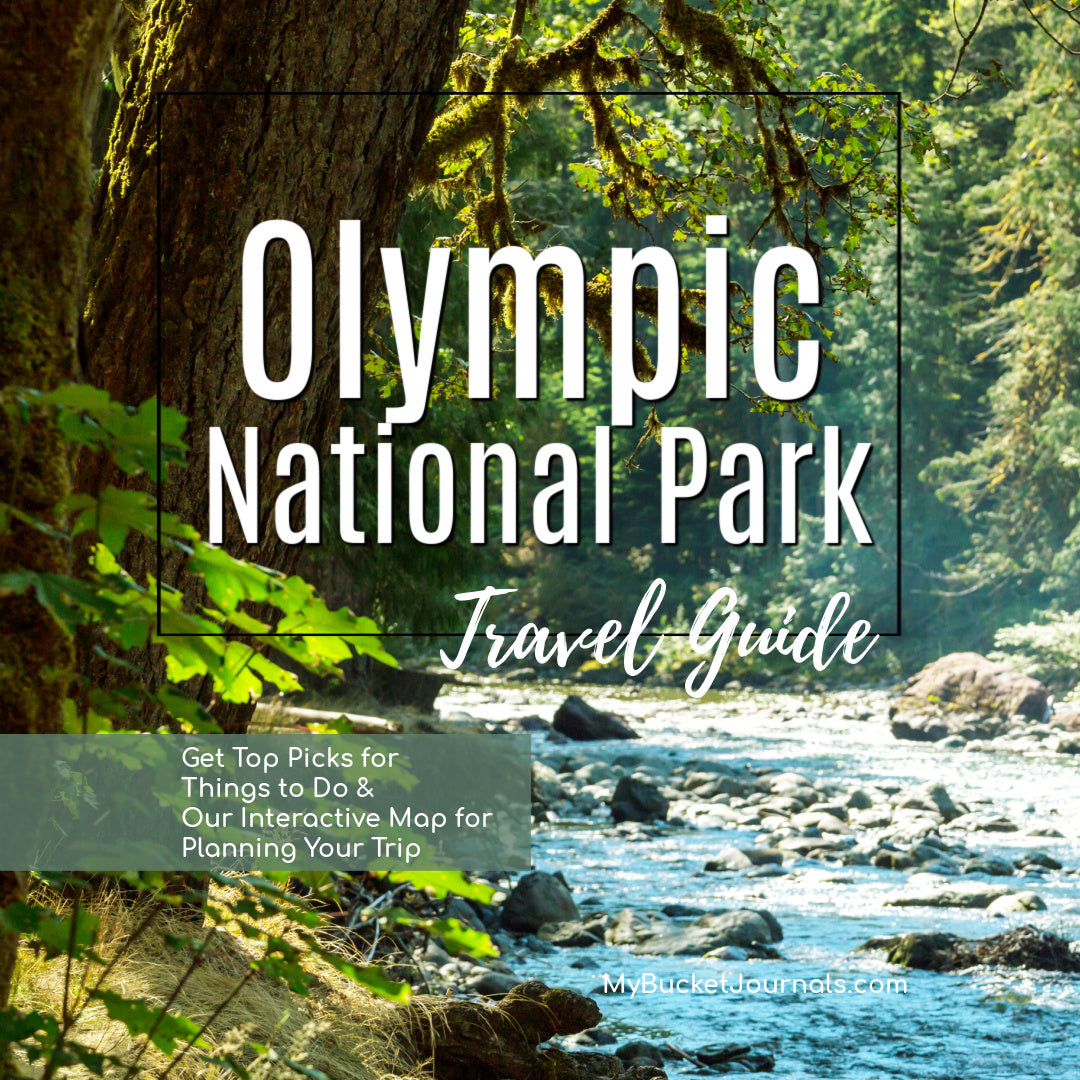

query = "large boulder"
(501, 871), (580, 932)
(610, 776), (669, 823)
(403, 980), (654, 1079)
(890, 652), (1049, 743)
(554, 696), (640, 741)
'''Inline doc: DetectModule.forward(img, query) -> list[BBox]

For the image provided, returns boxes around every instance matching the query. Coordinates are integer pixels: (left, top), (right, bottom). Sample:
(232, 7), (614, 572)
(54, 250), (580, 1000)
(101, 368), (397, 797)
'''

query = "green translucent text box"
(0, 734), (531, 871)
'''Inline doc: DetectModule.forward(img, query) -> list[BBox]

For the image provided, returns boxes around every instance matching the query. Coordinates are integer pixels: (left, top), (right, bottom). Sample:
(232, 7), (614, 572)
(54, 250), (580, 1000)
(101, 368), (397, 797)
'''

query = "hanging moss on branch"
(411, 0), (933, 439)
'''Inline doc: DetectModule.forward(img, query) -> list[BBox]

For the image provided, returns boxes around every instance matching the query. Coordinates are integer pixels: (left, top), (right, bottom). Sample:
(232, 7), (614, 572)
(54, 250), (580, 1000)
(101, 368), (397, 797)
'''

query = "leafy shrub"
(0, 385), (496, 1076)
(990, 610), (1080, 697)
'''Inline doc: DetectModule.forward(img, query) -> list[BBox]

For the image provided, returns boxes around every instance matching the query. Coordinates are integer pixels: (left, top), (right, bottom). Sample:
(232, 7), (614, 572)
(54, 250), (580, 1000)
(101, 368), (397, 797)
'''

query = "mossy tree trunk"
(0, 3), (120, 1070)
(2, 0), (466, 1057)
(78, 0), (469, 732)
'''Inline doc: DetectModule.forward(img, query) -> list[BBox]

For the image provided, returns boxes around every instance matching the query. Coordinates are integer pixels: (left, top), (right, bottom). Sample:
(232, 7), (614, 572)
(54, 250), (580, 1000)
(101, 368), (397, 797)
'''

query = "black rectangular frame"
(155, 89), (904, 641)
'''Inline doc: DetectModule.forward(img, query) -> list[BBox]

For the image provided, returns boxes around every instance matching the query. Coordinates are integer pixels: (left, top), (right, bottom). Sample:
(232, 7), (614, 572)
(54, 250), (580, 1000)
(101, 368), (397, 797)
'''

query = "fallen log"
(253, 703), (402, 734)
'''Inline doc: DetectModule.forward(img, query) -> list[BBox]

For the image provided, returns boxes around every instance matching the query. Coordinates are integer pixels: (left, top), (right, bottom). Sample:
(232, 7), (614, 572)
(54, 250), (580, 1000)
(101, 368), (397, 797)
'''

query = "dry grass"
(12, 882), (434, 1080)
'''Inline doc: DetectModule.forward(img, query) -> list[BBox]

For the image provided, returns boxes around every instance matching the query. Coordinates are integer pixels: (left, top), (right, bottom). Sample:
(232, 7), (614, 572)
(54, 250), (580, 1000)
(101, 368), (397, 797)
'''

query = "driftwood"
(253, 703), (402, 734)
(400, 980), (666, 1080)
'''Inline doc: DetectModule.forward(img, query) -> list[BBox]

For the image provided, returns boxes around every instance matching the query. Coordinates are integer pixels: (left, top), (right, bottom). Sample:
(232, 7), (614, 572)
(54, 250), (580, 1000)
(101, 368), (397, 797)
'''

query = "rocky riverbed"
(407, 671), (1080, 1079)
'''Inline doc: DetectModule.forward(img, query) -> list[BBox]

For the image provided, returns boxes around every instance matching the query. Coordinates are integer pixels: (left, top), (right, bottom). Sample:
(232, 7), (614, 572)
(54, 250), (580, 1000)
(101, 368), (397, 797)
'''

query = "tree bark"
(0, 3), (120, 1070)
(79, 0), (469, 730)
(1, 0), (467, 1057)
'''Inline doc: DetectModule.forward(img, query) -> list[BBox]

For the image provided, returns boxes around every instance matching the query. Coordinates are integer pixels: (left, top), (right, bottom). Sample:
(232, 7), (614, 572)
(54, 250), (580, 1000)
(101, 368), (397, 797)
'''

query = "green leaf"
(154, 688), (222, 733)
(200, 1051), (252, 1080)
(251, 954), (313, 995)
(305, 716), (353, 735)
(67, 487), (156, 552)
(375, 908), (496, 958)
(0, 1007), (53, 1043)
(311, 953), (411, 1003)
(91, 989), (207, 1056)
(425, 919), (498, 957)
(386, 870), (497, 903)
(0, 902), (99, 959)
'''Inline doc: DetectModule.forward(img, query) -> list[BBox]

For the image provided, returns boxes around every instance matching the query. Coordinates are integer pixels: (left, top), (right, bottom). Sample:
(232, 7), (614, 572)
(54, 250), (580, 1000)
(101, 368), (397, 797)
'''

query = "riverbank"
(428, 679), (1080, 1079)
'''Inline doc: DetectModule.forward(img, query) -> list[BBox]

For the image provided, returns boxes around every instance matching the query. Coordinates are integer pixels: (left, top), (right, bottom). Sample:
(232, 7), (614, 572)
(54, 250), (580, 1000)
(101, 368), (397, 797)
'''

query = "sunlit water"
(438, 682), (1080, 1080)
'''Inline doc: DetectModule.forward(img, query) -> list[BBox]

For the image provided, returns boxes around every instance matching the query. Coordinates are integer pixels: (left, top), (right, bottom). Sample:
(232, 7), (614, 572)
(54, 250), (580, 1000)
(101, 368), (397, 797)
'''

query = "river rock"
(1050, 708), (1080, 731)
(468, 970), (525, 996)
(577, 761), (622, 784)
(532, 761), (566, 808)
(445, 896), (488, 932)
(850, 806), (893, 828)
(884, 882), (1014, 909)
(694, 910), (782, 946)
(693, 775), (748, 799)
(704, 945), (749, 961)
(502, 871), (580, 932)
(873, 848), (918, 871)
(1015, 851), (1062, 871)
(746, 864), (789, 878)
(762, 781), (820, 807)
(890, 714), (950, 742)
(632, 909), (781, 956)
(962, 855), (1014, 877)
(705, 847), (754, 872)
(537, 921), (602, 947)
(889, 653), (1049, 744)
(611, 776), (669, 823)
(616, 1041), (666, 1067)
(605, 908), (672, 947)
(894, 783), (963, 822)
(946, 811), (1018, 832)
(791, 811), (852, 833)
(554, 695), (640, 741)
(860, 926), (1079, 973)
(746, 847), (786, 865)
(671, 800), (741, 827)
(758, 795), (807, 816)
(845, 787), (875, 810)
(1025, 825), (1065, 838)
(565, 1027), (617, 1048)
(697, 1044), (775, 1072)
(776, 835), (846, 855)
(986, 890), (1047, 914)
(572, 1055), (666, 1079)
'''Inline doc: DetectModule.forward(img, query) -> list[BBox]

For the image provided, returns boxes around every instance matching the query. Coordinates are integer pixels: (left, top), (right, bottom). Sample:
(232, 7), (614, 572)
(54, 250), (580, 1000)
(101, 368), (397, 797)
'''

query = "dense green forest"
(349, 0), (1080, 693)
(2, 1), (1080, 1076)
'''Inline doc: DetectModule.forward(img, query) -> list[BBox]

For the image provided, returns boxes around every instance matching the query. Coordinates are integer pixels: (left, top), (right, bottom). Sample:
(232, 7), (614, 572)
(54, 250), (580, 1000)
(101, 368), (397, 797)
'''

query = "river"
(438, 681), (1080, 1080)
